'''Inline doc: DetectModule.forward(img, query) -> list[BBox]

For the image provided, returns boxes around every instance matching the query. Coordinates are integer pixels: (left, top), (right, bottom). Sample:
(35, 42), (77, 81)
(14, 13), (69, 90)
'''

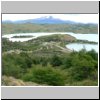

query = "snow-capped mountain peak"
(2, 16), (77, 24)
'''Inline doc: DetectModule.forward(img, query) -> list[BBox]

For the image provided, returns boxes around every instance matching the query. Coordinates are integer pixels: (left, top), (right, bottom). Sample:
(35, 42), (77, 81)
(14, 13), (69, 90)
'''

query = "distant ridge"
(2, 16), (98, 25)
(2, 16), (80, 24)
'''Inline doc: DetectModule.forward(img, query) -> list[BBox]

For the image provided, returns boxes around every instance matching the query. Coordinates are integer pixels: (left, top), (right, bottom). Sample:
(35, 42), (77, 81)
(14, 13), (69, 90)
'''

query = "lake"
(2, 32), (98, 52)
(2, 32), (98, 42)
(66, 43), (98, 52)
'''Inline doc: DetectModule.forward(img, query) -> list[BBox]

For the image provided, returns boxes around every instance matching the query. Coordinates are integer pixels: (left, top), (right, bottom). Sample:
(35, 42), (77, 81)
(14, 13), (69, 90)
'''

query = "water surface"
(66, 43), (98, 52)
(2, 32), (98, 42)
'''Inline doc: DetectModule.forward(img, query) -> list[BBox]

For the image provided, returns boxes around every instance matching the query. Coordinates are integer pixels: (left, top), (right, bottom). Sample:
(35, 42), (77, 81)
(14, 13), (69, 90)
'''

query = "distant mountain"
(2, 16), (77, 24)
(2, 20), (13, 24)
(2, 16), (98, 25)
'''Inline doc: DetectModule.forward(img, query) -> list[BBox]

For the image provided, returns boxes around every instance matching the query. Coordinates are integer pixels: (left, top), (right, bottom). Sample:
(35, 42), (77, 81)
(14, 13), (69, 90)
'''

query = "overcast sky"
(2, 14), (99, 24)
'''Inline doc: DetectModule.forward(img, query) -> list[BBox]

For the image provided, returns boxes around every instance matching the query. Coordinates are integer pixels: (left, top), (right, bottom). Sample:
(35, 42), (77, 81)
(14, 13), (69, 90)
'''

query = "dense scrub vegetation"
(2, 49), (98, 86)
(2, 23), (98, 34)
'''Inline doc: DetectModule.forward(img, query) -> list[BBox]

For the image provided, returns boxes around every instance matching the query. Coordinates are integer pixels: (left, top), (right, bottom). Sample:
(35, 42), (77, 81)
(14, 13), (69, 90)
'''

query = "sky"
(2, 14), (99, 24)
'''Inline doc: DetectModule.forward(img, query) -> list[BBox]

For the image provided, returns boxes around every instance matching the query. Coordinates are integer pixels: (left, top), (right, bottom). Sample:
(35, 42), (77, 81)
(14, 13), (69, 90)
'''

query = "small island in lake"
(11, 35), (34, 38)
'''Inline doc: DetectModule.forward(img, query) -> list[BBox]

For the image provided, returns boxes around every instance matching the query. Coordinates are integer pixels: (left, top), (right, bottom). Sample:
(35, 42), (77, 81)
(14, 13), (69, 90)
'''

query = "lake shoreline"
(2, 32), (98, 52)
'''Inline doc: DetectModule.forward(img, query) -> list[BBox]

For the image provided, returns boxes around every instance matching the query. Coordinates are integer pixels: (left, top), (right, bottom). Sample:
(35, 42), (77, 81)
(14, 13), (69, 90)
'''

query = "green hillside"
(2, 23), (98, 34)
(2, 34), (98, 86)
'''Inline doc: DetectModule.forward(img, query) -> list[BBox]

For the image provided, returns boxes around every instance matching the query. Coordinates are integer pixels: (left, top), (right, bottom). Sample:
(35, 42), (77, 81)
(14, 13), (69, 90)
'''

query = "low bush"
(22, 65), (67, 86)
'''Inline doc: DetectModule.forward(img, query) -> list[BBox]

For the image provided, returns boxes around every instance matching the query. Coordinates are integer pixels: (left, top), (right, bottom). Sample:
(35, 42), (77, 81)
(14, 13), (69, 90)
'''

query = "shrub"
(87, 49), (98, 60)
(22, 65), (67, 86)
(50, 54), (62, 67)
(2, 63), (22, 78)
(62, 49), (98, 81)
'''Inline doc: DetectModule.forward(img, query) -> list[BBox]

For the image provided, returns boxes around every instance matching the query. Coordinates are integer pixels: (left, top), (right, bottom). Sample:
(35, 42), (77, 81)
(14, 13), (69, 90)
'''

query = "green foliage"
(67, 49), (98, 81)
(63, 57), (72, 69)
(22, 65), (67, 86)
(12, 35), (33, 38)
(50, 54), (62, 67)
(36, 34), (76, 42)
(87, 49), (98, 60)
(2, 48), (98, 85)
(2, 37), (98, 86)
(2, 60), (22, 78)
(2, 53), (33, 78)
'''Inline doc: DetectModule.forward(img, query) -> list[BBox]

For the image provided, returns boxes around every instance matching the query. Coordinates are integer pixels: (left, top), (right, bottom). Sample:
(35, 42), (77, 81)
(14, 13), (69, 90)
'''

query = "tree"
(22, 66), (67, 86)
(69, 51), (97, 81)
(87, 49), (98, 60)
(63, 56), (72, 69)
(50, 54), (62, 67)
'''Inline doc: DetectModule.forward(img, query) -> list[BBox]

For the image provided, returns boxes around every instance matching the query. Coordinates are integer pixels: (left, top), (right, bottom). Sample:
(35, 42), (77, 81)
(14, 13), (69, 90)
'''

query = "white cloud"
(2, 14), (99, 24)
